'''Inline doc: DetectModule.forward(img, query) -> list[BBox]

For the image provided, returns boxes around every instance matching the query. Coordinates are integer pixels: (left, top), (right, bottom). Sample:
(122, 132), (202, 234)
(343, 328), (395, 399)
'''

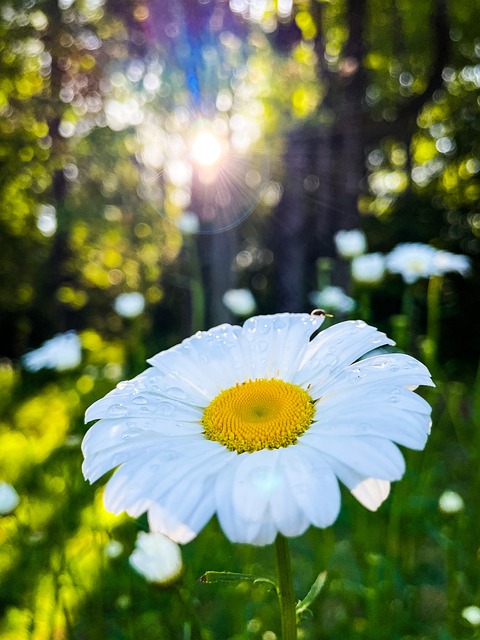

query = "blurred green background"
(1, 0), (480, 638)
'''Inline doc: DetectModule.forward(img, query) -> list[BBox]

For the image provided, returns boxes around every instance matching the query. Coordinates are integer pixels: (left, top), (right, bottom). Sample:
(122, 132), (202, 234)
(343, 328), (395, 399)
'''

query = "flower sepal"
(199, 570), (276, 591)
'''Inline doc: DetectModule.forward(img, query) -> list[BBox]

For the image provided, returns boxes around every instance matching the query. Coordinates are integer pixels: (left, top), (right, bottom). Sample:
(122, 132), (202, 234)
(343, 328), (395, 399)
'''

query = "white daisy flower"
(129, 531), (183, 584)
(82, 313), (434, 546)
(334, 229), (367, 259)
(386, 243), (438, 284)
(351, 253), (386, 285)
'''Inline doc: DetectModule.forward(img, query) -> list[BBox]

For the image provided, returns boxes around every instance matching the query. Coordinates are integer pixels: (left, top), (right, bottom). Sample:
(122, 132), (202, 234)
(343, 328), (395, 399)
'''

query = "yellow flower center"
(202, 378), (315, 454)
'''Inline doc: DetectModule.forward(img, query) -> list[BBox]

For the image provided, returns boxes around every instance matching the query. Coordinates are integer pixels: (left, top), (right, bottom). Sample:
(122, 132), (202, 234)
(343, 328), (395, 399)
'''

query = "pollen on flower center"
(201, 378), (315, 454)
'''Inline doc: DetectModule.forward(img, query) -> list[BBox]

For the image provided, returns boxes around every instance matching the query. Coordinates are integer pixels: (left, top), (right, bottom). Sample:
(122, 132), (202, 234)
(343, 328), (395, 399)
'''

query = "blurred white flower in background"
(22, 331), (82, 372)
(114, 293), (145, 319)
(433, 250), (471, 277)
(386, 243), (438, 284)
(0, 482), (20, 515)
(462, 606), (480, 626)
(334, 229), (367, 259)
(309, 286), (355, 314)
(176, 211), (200, 235)
(386, 243), (471, 284)
(129, 531), (183, 584)
(438, 490), (464, 514)
(222, 288), (256, 317)
(104, 539), (124, 559)
(351, 253), (386, 285)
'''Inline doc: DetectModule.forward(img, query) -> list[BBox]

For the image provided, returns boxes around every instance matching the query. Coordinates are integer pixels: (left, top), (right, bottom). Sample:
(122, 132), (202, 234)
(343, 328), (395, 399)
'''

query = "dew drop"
(132, 395), (148, 405)
(354, 320), (367, 328)
(158, 402), (175, 416)
(109, 404), (129, 417)
(167, 387), (187, 400)
(139, 405), (152, 413)
(122, 427), (143, 439)
(258, 340), (269, 353)
(260, 322), (271, 335)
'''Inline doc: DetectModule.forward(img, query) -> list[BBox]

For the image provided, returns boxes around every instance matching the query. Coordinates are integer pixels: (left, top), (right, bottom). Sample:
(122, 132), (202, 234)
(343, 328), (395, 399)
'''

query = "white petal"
(85, 382), (203, 424)
(237, 313), (323, 380)
(317, 353), (434, 398)
(285, 445), (341, 528)
(231, 450), (282, 524)
(108, 441), (233, 543)
(82, 427), (202, 483)
(147, 475), (217, 544)
(294, 321), (395, 391)
(350, 478), (390, 511)
(148, 324), (245, 397)
(311, 384), (432, 449)
(303, 434), (406, 480)
(215, 459), (278, 545)
(314, 453), (390, 510)
(82, 417), (201, 457)
(213, 463), (248, 543)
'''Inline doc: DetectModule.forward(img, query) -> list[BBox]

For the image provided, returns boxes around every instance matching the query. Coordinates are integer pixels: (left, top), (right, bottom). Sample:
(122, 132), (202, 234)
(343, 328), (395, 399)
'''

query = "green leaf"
(296, 571), (327, 618)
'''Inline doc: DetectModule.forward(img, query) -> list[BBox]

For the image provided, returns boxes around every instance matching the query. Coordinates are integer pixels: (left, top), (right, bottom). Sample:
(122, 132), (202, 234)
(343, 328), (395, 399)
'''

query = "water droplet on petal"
(260, 322), (271, 335)
(122, 427), (143, 439)
(132, 395), (148, 405)
(258, 340), (268, 352)
(167, 387), (187, 400)
(158, 402), (174, 416)
(109, 404), (129, 417)
(354, 320), (367, 328)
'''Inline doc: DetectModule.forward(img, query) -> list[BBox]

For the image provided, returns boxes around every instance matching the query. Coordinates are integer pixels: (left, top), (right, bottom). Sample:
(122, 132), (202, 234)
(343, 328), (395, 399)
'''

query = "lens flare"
(191, 131), (222, 166)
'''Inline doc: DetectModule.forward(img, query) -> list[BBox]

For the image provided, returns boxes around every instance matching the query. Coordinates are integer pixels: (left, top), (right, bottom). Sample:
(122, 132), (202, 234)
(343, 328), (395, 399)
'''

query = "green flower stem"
(425, 274), (443, 370)
(274, 534), (297, 640)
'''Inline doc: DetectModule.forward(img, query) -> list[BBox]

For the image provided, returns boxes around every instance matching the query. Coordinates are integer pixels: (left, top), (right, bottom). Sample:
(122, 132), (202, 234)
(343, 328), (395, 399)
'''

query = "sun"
(191, 130), (223, 166)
